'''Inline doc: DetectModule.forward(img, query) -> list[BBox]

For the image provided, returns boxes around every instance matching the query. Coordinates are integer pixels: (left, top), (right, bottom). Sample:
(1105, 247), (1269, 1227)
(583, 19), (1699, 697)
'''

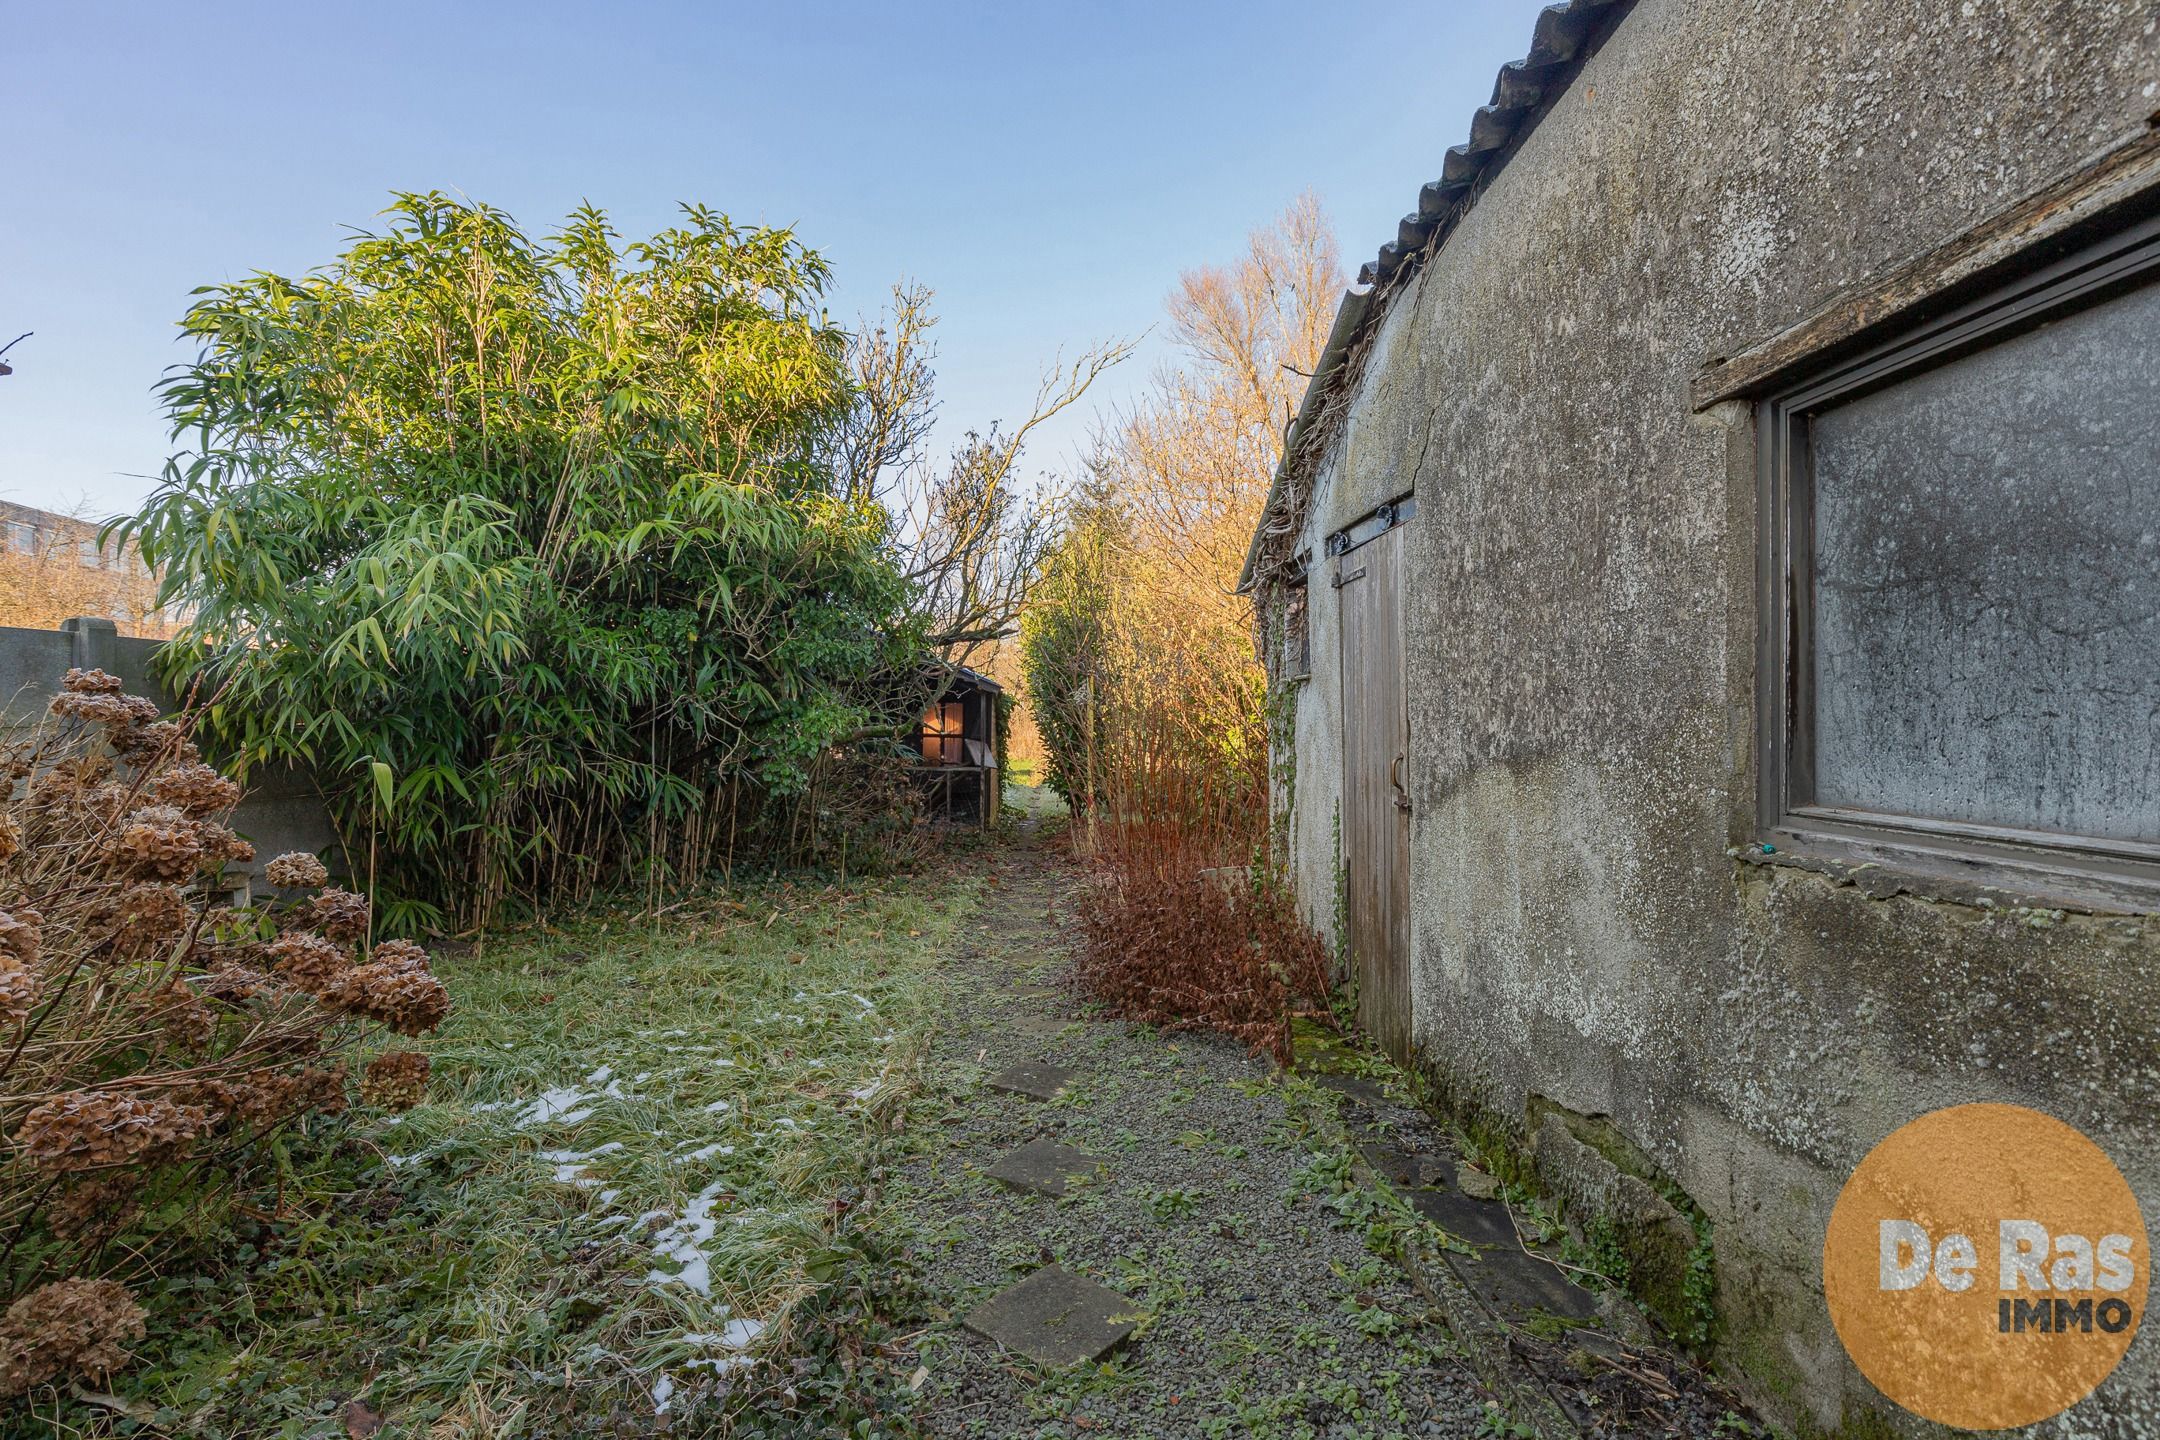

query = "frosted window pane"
(1810, 280), (2160, 843)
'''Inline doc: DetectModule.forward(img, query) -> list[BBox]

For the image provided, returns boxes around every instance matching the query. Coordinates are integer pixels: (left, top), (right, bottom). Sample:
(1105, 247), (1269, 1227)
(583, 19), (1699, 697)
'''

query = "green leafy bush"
(123, 194), (924, 931)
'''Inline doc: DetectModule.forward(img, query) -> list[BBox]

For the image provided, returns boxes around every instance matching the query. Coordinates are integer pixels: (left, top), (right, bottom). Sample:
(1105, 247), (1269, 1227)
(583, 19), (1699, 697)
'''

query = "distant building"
(0, 499), (183, 638)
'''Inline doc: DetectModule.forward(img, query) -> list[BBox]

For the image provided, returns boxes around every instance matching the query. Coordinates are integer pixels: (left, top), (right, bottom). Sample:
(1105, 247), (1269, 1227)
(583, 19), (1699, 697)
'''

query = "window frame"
(1278, 558), (1312, 683)
(1757, 209), (2160, 908)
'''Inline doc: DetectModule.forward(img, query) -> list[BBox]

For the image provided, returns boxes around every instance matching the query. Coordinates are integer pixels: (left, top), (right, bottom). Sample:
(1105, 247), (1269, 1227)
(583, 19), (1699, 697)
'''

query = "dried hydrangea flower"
(149, 762), (242, 817)
(60, 668), (124, 695)
(0, 910), (45, 1025)
(306, 888), (369, 944)
(264, 851), (330, 890)
(142, 983), (215, 1053)
(115, 720), (198, 770)
(192, 820), (253, 867)
(362, 1051), (430, 1111)
(29, 753), (112, 804)
(0, 812), (19, 865)
(47, 1176), (141, 1241)
(231, 1064), (348, 1129)
(331, 941), (450, 1036)
(0, 954), (35, 1026)
(266, 932), (348, 997)
(14, 1090), (213, 1173)
(107, 805), (204, 880)
(0, 909), (40, 966)
(112, 884), (189, 949)
(0, 1278), (146, 1396)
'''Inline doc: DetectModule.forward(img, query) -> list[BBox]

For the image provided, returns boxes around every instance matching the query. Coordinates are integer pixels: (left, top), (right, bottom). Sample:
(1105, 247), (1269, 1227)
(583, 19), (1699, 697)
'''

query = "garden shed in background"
(917, 665), (1001, 827)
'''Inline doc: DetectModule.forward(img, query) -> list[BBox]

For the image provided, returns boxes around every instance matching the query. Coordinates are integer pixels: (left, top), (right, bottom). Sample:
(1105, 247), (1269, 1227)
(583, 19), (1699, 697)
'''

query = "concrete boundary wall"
(0, 617), (339, 889)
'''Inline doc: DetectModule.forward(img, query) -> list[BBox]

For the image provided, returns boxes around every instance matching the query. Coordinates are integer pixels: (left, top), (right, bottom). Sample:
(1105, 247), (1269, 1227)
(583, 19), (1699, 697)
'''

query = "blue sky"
(2, 1), (1544, 519)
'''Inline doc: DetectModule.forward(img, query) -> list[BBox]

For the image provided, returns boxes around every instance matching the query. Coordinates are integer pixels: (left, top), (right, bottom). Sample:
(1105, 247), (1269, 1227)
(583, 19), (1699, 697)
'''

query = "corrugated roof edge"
(1236, 0), (1638, 595)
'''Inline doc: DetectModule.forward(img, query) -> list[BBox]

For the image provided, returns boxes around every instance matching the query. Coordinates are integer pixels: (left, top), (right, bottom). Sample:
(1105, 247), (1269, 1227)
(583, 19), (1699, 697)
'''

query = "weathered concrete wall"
(1280, 464), (1350, 959)
(0, 619), (340, 888)
(1282, 1), (2160, 1433)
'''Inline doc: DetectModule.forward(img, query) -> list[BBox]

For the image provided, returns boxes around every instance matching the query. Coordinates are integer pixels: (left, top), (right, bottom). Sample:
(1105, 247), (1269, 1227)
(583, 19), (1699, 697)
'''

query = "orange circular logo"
(1824, 1104), (2146, 1430)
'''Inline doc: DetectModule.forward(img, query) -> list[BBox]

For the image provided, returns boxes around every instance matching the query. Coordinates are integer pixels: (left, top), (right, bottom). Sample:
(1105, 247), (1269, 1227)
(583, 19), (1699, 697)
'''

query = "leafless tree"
(833, 284), (1132, 669)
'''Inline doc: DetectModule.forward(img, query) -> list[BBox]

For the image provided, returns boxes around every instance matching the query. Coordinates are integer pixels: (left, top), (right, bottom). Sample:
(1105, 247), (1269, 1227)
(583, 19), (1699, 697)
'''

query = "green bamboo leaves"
(117, 193), (923, 929)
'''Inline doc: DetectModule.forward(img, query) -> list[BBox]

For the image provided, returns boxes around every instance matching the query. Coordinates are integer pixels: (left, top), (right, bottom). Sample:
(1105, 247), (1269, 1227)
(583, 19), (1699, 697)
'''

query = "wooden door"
(1336, 520), (1411, 1060)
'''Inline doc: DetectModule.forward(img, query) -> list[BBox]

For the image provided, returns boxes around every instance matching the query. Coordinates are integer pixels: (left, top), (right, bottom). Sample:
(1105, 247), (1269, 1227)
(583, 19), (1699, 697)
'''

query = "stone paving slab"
(962, 1264), (1140, 1367)
(985, 1060), (1073, 1100)
(984, 1137), (1101, 1197)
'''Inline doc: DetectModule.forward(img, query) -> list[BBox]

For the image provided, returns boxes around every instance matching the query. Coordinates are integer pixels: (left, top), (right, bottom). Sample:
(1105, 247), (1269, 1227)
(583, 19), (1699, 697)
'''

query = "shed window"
(1281, 578), (1310, 680)
(922, 700), (965, 766)
(1759, 213), (2160, 903)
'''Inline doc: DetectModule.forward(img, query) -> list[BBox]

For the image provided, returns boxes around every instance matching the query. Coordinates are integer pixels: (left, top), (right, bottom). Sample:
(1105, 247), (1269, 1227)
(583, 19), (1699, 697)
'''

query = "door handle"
(1390, 751), (1411, 813)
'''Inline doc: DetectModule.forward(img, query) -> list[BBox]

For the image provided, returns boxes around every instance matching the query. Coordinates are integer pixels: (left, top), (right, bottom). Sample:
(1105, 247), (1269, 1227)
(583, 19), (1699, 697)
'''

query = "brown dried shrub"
(109, 883), (189, 950)
(0, 954), (33, 1026)
(0, 676), (451, 1391)
(60, 668), (123, 695)
(15, 1091), (215, 1173)
(47, 1177), (141, 1242)
(141, 982), (217, 1053)
(1074, 851), (1334, 1067)
(332, 942), (451, 1036)
(0, 1277), (146, 1396)
(0, 908), (39, 967)
(107, 804), (206, 881)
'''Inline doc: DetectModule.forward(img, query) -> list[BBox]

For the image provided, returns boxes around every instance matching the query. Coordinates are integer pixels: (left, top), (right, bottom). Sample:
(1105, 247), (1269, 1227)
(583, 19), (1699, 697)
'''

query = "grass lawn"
(30, 870), (980, 1439)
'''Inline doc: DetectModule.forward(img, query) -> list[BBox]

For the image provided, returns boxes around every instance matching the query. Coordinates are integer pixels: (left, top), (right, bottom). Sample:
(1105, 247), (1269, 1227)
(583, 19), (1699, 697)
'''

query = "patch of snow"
(676, 1143), (734, 1165)
(677, 1318), (765, 1368)
(643, 1180), (732, 1295)
(510, 1087), (598, 1127)
(651, 1373), (675, 1416)
(702, 1099), (733, 1115)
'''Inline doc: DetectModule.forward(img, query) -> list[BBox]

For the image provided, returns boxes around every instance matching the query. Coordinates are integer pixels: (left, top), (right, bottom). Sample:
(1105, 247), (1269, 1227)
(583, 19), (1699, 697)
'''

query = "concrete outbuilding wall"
(1276, 2), (2160, 1433)
(0, 618), (339, 889)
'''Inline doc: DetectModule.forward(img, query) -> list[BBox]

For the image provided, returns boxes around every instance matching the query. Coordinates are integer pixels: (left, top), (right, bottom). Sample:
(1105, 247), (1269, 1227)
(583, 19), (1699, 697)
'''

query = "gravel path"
(887, 838), (1497, 1440)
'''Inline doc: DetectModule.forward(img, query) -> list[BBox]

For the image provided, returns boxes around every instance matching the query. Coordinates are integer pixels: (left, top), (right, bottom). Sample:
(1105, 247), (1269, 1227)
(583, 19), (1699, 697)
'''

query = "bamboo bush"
(0, 670), (449, 1397)
(119, 195), (930, 934)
